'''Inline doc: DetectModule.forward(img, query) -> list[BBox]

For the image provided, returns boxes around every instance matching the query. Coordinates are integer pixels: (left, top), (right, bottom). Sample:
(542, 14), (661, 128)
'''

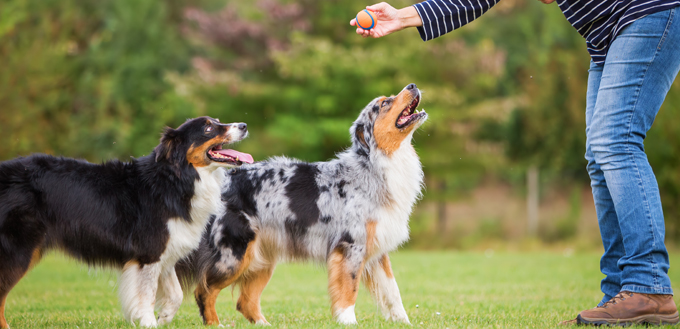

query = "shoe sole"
(577, 311), (680, 326)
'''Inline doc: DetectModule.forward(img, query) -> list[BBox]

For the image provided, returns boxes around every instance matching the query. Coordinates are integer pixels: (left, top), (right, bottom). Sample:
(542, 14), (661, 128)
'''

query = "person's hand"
(349, 3), (421, 38)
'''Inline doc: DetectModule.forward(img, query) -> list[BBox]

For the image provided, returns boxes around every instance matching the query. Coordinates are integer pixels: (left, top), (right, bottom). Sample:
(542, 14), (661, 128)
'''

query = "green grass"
(6, 251), (680, 328)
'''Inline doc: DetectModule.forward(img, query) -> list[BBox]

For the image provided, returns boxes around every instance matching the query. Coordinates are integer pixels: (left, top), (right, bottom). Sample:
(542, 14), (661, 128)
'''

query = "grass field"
(6, 250), (680, 328)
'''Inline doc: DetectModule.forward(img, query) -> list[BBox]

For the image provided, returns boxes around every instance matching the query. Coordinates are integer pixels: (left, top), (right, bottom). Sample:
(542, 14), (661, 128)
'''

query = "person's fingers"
(350, 18), (356, 26)
(366, 2), (389, 13)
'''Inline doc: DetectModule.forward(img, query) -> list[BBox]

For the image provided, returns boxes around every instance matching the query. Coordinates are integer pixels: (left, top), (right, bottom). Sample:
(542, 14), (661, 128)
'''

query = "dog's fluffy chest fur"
(372, 142), (423, 255)
(163, 167), (224, 266)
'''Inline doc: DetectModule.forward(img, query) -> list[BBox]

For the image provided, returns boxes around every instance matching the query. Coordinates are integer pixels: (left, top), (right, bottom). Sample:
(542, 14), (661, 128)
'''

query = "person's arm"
(350, 0), (501, 40)
(414, 0), (500, 41)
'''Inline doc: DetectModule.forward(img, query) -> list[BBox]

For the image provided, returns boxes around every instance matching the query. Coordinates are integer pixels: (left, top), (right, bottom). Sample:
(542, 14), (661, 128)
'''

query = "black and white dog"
(177, 84), (427, 325)
(0, 117), (252, 328)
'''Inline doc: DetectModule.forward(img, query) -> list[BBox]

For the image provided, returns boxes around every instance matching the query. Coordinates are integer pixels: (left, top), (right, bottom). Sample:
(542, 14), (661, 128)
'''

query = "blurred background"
(2, 0), (680, 251)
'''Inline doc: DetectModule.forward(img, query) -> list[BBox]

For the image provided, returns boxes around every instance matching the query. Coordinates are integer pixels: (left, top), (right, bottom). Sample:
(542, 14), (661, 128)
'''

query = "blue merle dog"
(177, 84), (427, 325)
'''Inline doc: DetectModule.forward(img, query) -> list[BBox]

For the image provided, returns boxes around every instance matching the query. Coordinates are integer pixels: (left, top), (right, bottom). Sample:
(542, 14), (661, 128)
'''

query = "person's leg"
(589, 7), (680, 295)
(584, 60), (625, 306)
(579, 7), (680, 325)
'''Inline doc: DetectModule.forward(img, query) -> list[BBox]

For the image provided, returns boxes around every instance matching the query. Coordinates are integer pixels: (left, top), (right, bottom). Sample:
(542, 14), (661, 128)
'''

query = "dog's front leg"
(155, 267), (183, 325)
(119, 261), (162, 327)
(362, 254), (410, 324)
(328, 243), (366, 325)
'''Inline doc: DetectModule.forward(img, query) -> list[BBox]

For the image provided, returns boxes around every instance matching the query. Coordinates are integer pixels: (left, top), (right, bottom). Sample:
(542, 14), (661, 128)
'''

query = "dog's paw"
(390, 315), (411, 325)
(335, 306), (358, 325)
(254, 318), (271, 326)
(156, 315), (172, 326)
(139, 314), (158, 327)
(384, 306), (410, 324)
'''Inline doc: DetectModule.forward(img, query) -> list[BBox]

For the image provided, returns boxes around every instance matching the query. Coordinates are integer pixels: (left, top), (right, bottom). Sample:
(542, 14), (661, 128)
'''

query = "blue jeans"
(585, 7), (680, 306)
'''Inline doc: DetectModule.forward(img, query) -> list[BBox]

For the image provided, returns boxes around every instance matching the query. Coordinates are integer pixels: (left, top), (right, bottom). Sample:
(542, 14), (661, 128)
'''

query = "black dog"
(0, 116), (252, 328)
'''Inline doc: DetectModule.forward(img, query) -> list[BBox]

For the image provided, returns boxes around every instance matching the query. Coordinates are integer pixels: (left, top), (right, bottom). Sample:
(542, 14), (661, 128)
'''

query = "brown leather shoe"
(577, 291), (679, 326)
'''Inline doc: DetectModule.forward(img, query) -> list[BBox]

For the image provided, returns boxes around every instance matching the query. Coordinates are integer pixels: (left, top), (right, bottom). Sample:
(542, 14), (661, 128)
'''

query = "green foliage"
(2, 0), (680, 238)
(0, 0), (199, 161)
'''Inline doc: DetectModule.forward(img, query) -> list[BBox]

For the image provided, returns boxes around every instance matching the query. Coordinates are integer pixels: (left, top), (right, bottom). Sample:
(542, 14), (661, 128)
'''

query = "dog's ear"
(155, 127), (183, 176)
(353, 124), (370, 155)
(155, 127), (176, 163)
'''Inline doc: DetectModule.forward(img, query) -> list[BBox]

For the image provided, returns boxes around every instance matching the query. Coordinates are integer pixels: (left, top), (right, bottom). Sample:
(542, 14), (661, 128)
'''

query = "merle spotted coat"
(178, 84), (427, 325)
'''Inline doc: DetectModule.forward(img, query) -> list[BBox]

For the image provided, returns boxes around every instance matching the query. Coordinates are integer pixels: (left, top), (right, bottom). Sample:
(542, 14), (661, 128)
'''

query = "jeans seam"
(623, 9), (675, 289)
(656, 8), (674, 50)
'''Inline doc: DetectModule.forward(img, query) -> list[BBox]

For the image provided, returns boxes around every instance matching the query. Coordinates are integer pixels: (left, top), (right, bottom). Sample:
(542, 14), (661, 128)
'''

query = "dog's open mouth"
(207, 144), (254, 165)
(395, 95), (425, 129)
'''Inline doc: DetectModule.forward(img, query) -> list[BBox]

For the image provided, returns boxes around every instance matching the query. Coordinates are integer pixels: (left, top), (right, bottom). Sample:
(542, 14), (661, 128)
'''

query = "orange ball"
(356, 9), (376, 30)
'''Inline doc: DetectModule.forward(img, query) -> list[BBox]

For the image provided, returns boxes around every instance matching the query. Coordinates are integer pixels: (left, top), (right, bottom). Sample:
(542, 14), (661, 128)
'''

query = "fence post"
(527, 165), (539, 236)
(438, 179), (447, 234)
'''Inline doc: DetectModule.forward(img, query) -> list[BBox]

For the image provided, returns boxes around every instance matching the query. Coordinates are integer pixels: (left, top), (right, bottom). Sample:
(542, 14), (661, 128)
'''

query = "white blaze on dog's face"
(186, 118), (252, 169)
(352, 83), (427, 157)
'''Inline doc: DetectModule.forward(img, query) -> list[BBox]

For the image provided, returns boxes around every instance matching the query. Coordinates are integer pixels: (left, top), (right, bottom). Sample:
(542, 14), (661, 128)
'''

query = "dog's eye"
(205, 126), (213, 133)
(381, 99), (390, 107)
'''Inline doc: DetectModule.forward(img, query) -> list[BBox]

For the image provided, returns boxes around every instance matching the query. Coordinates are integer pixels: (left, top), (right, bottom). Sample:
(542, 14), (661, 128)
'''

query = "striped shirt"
(413, 0), (680, 64)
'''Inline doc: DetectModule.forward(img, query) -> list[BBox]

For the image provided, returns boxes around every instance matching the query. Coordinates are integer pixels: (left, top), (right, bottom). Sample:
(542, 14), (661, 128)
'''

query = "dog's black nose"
(406, 83), (417, 90)
(237, 123), (247, 131)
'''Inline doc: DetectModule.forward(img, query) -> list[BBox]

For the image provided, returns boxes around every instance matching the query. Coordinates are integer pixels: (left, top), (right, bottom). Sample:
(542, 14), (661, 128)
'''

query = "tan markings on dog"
(123, 259), (139, 270)
(374, 91), (418, 156)
(0, 246), (46, 328)
(327, 249), (365, 312)
(0, 292), (7, 329)
(361, 263), (377, 298)
(379, 254), (394, 279)
(186, 134), (230, 168)
(361, 254), (394, 308)
(195, 284), (221, 326)
(28, 248), (42, 271)
(236, 266), (274, 324)
(0, 299), (7, 329)
(365, 221), (377, 259)
(198, 239), (257, 325)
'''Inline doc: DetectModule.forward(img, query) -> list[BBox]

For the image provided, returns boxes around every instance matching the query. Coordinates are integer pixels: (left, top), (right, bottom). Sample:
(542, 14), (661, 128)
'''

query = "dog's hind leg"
(196, 240), (258, 326)
(362, 254), (409, 324)
(0, 246), (42, 329)
(236, 265), (275, 325)
(0, 210), (45, 329)
(155, 267), (183, 325)
(328, 241), (366, 325)
(195, 281), (225, 326)
(119, 260), (162, 327)
(0, 291), (8, 329)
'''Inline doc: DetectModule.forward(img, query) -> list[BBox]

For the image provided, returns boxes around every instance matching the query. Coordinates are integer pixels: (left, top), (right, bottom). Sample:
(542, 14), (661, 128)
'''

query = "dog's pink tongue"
(214, 149), (254, 164)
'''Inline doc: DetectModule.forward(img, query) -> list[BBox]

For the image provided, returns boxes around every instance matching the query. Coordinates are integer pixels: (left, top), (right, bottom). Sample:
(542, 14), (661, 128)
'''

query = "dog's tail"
(175, 252), (199, 295)
(175, 224), (222, 295)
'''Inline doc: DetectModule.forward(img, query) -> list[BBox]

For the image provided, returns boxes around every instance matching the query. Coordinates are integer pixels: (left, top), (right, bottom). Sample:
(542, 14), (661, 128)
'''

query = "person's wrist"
(397, 6), (422, 29)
